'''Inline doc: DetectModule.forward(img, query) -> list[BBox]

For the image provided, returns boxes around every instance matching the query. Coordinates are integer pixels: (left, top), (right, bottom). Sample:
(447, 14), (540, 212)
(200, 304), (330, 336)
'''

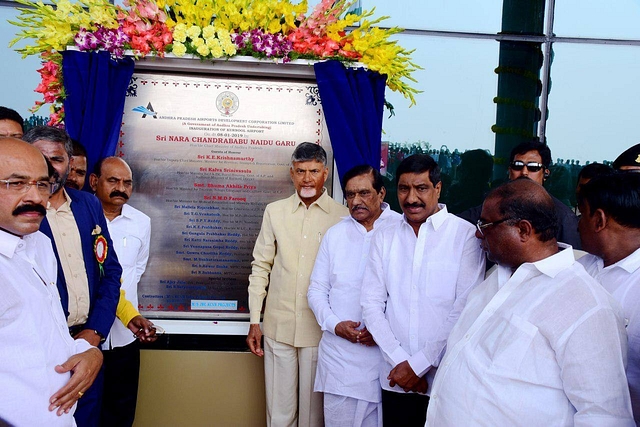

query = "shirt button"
(298, 293), (303, 297)
(62, 233), (66, 236)
(68, 253), (72, 258)
(303, 235), (307, 239)
(301, 255), (305, 258)
(297, 313), (301, 317)
(465, 334), (470, 340)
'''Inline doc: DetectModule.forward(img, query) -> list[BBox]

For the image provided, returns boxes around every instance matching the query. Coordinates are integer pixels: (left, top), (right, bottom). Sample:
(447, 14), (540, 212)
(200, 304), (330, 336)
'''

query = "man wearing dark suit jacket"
(24, 126), (122, 427)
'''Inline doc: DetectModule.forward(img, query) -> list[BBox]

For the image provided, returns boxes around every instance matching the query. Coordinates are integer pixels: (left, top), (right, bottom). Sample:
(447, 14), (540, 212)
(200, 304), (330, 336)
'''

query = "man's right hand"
(246, 323), (264, 357)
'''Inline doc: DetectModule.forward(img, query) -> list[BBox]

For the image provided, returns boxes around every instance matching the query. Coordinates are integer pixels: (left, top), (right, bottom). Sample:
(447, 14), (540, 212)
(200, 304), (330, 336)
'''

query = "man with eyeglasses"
(577, 172), (640, 424)
(0, 138), (103, 426)
(361, 154), (485, 426)
(0, 106), (24, 139)
(23, 126), (122, 427)
(90, 156), (157, 426)
(247, 142), (348, 427)
(307, 165), (401, 427)
(458, 140), (581, 249)
(426, 178), (633, 426)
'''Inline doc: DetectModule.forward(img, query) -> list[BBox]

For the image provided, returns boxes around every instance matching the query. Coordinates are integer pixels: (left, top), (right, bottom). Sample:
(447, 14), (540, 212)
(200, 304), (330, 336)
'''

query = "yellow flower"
(196, 44), (210, 56)
(174, 23), (187, 33)
(187, 25), (201, 39)
(192, 37), (204, 47)
(173, 29), (187, 43)
(202, 25), (215, 39)
(210, 43), (223, 58)
(172, 41), (187, 57)
(205, 37), (220, 49)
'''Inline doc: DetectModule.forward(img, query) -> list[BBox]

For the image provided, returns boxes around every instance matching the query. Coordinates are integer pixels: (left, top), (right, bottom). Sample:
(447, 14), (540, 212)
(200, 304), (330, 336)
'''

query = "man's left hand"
(49, 347), (103, 416)
(128, 315), (158, 343)
(388, 360), (427, 393)
(74, 329), (102, 347)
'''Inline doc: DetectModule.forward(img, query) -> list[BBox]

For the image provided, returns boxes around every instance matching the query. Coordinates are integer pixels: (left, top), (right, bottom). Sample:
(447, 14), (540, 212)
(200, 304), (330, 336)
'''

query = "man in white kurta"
(0, 138), (102, 426)
(426, 178), (634, 426)
(90, 156), (155, 426)
(361, 154), (485, 426)
(577, 172), (640, 423)
(308, 166), (402, 427)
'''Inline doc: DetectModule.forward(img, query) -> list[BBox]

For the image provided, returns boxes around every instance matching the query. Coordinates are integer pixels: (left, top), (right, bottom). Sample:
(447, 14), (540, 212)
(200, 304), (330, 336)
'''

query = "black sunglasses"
(509, 161), (545, 173)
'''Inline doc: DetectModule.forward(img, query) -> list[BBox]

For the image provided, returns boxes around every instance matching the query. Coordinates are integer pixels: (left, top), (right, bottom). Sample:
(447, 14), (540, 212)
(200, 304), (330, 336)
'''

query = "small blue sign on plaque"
(191, 300), (239, 311)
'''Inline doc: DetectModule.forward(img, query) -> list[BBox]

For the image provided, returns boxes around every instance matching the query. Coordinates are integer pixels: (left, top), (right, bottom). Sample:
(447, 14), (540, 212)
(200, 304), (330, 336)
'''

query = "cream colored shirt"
(46, 190), (90, 327)
(248, 190), (348, 347)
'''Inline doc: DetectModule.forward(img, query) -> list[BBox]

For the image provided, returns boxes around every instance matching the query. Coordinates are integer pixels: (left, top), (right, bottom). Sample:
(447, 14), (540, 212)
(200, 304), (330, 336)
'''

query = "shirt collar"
(0, 228), (34, 259)
(291, 188), (331, 213)
(525, 242), (575, 278)
(112, 203), (133, 222)
(47, 188), (72, 212)
(401, 203), (449, 231)
(606, 246), (640, 274)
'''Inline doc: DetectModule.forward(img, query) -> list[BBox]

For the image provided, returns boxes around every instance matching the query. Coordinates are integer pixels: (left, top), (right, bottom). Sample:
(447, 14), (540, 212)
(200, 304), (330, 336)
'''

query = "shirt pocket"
(114, 235), (143, 269)
(478, 313), (538, 375)
(424, 262), (458, 301)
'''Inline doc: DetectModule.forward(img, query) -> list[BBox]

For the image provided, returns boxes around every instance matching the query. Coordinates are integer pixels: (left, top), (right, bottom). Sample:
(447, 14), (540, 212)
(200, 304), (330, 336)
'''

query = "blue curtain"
(62, 50), (135, 189)
(314, 60), (387, 183)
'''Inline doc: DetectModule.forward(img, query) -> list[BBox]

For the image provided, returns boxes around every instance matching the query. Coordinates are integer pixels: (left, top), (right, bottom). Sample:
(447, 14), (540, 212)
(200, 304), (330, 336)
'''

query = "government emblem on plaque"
(216, 91), (239, 116)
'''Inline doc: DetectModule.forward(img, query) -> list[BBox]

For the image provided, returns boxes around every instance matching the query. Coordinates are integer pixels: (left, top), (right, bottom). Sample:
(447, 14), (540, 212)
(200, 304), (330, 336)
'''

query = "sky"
(2, 0), (640, 163)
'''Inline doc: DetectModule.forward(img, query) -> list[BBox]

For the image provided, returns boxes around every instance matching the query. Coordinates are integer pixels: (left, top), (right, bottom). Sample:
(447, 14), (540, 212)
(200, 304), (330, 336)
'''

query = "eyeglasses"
(345, 189), (374, 200)
(0, 179), (56, 195)
(509, 161), (545, 173)
(476, 217), (518, 236)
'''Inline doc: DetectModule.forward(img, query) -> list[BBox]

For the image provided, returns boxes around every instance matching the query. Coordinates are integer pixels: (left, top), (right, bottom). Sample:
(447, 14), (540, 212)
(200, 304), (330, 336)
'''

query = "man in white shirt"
(90, 156), (156, 426)
(426, 178), (634, 426)
(0, 138), (103, 426)
(308, 165), (402, 427)
(361, 154), (485, 426)
(577, 172), (640, 424)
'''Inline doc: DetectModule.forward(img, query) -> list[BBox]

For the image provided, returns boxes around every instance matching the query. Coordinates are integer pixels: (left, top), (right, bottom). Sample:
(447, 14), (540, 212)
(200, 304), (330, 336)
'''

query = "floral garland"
(10, 0), (420, 126)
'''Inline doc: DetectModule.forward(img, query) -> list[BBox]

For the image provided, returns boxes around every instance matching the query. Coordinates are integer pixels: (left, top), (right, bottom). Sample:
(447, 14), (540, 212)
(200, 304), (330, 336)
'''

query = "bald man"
(0, 139), (102, 426)
(427, 178), (633, 426)
(90, 156), (156, 426)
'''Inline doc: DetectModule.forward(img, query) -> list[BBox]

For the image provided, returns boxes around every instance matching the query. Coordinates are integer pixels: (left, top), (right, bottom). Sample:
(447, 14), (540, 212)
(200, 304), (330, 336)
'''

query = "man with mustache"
(308, 165), (401, 426)
(23, 126), (122, 427)
(426, 178), (633, 426)
(247, 142), (348, 427)
(66, 140), (88, 191)
(90, 156), (156, 426)
(361, 154), (485, 426)
(0, 138), (103, 426)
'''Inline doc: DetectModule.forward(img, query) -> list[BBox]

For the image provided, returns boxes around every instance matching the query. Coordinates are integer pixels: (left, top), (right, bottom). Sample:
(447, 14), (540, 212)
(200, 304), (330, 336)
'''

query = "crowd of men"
(249, 140), (640, 427)
(1, 101), (640, 427)
(0, 107), (157, 427)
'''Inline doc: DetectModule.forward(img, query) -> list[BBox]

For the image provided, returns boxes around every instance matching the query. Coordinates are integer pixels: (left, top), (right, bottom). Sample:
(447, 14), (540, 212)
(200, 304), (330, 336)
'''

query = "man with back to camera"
(426, 178), (634, 426)
(90, 156), (157, 426)
(0, 138), (103, 426)
(458, 139), (581, 249)
(361, 154), (485, 426)
(66, 139), (88, 191)
(577, 172), (640, 424)
(613, 143), (640, 172)
(307, 164), (402, 426)
(23, 126), (122, 426)
(0, 106), (24, 138)
(246, 142), (348, 427)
